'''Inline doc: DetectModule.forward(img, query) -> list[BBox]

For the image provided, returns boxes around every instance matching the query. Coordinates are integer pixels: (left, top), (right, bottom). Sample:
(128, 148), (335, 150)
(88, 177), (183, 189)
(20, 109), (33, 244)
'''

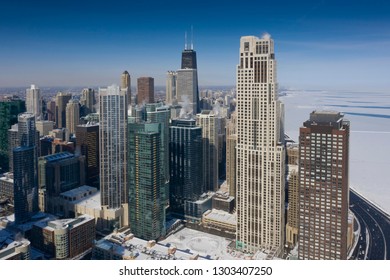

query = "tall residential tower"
(26, 84), (42, 119)
(13, 113), (39, 224)
(236, 35), (285, 254)
(298, 111), (350, 260)
(55, 92), (72, 129)
(99, 84), (128, 229)
(121, 71), (131, 106)
(137, 77), (154, 105)
(65, 99), (80, 135)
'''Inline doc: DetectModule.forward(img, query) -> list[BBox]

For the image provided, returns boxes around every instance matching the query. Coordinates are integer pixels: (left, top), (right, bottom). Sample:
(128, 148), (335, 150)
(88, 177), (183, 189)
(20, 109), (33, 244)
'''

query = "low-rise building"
(202, 209), (236, 233)
(212, 191), (235, 213)
(184, 192), (214, 223)
(30, 214), (95, 259)
(58, 185), (127, 232)
(0, 240), (31, 260)
(92, 229), (206, 260)
(0, 172), (14, 202)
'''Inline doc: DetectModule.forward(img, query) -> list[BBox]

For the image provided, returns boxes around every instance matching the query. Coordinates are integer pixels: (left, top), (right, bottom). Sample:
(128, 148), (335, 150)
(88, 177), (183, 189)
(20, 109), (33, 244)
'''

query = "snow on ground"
(280, 89), (390, 213)
(161, 227), (250, 260)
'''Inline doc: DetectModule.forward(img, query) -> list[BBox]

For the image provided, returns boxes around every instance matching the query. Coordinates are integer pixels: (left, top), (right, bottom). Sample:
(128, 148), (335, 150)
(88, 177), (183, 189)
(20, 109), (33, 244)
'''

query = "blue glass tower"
(13, 113), (38, 224)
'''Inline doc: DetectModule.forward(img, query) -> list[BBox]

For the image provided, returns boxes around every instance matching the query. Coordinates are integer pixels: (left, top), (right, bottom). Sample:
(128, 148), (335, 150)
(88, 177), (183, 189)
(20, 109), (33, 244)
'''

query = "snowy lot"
(280, 90), (390, 213)
(161, 228), (250, 260)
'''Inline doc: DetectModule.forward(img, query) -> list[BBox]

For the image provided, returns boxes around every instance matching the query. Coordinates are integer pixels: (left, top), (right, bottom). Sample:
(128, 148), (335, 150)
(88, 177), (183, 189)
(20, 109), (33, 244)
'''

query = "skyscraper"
(38, 152), (85, 214)
(226, 111), (237, 197)
(236, 35), (286, 254)
(128, 121), (165, 240)
(176, 69), (198, 115)
(285, 144), (299, 249)
(121, 71), (131, 106)
(76, 123), (99, 188)
(13, 113), (39, 224)
(55, 92), (72, 129)
(181, 49), (197, 69)
(166, 71), (177, 104)
(8, 124), (19, 172)
(175, 41), (200, 114)
(298, 111), (350, 260)
(137, 77), (154, 104)
(66, 99), (80, 135)
(196, 110), (219, 192)
(0, 97), (25, 172)
(26, 84), (42, 119)
(145, 103), (170, 207)
(46, 99), (56, 122)
(99, 84), (128, 228)
(80, 88), (95, 116)
(169, 119), (203, 217)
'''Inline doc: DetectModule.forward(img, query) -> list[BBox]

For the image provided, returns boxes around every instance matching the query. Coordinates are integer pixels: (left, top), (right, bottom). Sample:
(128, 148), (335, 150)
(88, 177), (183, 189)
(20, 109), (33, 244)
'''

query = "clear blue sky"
(1, 0), (389, 90)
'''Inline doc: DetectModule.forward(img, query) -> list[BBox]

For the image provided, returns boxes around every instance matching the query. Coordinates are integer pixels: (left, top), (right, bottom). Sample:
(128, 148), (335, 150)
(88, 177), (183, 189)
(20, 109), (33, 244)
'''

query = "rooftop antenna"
(191, 25), (194, 50)
(185, 31), (188, 50)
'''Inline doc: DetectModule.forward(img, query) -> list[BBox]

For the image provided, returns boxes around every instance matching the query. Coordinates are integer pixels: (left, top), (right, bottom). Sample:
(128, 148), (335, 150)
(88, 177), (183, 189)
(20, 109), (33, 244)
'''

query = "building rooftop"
(62, 186), (101, 210)
(309, 110), (343, 123)
(60, 185), (97, 198)
(195, 192), (214, 204)
(0, 172), (14, 183)
(35, 214), (94, 231)
(94, 230), (207, 260)
(161, 227), (262, 260)
(42, 152), (74, 163)
(77, 122), (99, 127)
(213, 191), (234, 202)
(203, 209), (237, 226)
(0, 239), (30, 260)
(17, 112), (34, 120)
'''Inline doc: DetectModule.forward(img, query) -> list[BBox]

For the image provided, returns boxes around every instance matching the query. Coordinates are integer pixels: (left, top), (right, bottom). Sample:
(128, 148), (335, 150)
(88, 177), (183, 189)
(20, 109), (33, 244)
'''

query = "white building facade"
(236, 35), (285, 255)
(26, 84), (42, 119)
(99, 84), (128, 229)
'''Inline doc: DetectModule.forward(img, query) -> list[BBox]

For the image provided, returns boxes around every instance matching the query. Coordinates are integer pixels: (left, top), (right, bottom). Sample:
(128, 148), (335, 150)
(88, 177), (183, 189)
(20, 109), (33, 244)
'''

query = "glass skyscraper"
(169, 119), (203, 217)
(128, 121), (165, 240)
(13, 113), (38, 224)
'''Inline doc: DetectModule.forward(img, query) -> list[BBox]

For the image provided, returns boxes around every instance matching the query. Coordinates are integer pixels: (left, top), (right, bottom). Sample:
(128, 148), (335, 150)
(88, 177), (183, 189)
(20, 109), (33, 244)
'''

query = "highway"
(350, 189), (390, 260)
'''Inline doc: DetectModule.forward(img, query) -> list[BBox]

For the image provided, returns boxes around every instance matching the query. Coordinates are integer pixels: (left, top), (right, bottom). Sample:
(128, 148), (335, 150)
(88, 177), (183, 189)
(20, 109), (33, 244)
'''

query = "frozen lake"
(280, 89), (390, 214)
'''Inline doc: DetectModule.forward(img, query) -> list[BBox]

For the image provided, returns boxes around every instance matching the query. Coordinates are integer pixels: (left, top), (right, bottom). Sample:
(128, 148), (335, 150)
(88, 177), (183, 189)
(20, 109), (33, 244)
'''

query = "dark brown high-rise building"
(76, 123), (99, 188)
(298, 111), (350, 260)
(137, 77), (154, 104)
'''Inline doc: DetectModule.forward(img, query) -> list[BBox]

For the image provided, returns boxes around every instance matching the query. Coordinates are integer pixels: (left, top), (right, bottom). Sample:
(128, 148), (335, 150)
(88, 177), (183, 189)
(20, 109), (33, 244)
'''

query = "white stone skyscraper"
(196, 110), (220, 192)
(166, 71), (177, 104)
(235, 35), (285, 255)
(66, 99), (80, 135)
(99, 84), (128, 229)
(26, 84), (42, 119)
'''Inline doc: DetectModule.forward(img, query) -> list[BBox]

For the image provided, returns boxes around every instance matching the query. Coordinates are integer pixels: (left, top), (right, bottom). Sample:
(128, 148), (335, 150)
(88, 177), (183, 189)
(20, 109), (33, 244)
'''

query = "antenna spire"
(191, 25), (194, 50)
(185, 31), (188, 50)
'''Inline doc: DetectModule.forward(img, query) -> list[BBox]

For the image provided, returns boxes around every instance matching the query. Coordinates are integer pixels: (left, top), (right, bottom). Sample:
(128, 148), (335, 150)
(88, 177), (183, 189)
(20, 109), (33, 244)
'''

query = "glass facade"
(169, 119), (203, 217)
(128, 122), (165, 240)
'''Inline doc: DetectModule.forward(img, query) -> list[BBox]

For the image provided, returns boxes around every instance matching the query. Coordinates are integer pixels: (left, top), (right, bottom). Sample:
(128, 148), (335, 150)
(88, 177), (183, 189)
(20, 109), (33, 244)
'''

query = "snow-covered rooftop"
(203, 209), (236, 225)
